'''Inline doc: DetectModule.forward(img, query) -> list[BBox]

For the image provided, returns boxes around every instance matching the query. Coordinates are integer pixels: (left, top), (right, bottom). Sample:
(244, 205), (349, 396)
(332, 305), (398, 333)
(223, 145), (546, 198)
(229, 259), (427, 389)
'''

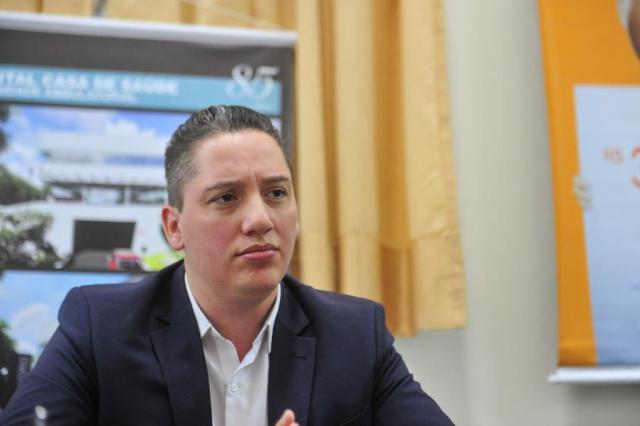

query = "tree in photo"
(0, 210), (59, 269)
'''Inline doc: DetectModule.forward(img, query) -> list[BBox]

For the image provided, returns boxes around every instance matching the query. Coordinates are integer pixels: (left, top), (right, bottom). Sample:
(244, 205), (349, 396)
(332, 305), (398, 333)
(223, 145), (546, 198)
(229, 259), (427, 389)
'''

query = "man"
(0, 106), (453, 425)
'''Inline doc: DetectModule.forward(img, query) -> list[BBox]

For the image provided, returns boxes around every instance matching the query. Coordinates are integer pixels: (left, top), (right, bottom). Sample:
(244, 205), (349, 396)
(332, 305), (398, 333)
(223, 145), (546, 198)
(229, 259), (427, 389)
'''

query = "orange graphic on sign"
(631, 146), (640, 188)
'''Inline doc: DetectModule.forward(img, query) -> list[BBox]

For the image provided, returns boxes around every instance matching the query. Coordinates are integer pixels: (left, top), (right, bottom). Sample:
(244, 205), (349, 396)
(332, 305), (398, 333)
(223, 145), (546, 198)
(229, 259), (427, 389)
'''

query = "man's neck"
(186, 273), (278, 361)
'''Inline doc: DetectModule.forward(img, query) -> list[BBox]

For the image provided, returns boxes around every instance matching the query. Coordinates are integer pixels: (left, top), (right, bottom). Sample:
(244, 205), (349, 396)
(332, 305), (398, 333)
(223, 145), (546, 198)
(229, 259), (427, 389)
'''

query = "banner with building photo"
(539, 0), (640, 372)
(0, 11), (294, 405)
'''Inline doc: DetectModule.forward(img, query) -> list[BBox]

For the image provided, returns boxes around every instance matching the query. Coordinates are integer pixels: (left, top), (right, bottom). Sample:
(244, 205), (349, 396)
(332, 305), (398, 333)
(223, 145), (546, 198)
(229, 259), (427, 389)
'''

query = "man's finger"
(274, 408), (298, 426)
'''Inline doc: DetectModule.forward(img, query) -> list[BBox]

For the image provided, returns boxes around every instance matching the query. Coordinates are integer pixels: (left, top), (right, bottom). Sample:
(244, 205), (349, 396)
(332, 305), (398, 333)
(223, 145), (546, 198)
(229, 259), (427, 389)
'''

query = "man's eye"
(269, 189), (287, 198)
(214, 193), (236, 204)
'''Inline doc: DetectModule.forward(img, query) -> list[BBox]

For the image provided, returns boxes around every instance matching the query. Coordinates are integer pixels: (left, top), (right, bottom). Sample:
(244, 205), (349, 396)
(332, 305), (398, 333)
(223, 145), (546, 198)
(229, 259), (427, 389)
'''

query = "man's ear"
(161, 205), (185, 250)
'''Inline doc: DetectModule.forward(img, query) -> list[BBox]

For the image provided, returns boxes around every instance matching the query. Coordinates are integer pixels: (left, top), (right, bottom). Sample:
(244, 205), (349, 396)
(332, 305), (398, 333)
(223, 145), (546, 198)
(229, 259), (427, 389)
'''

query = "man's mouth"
(237, 243), (278, 260)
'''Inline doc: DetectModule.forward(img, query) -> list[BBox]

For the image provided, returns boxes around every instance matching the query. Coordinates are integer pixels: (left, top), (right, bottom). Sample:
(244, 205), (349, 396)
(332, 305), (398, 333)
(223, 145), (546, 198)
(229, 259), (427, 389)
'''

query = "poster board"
(0, 11), (295, 406)
(539, 0), (640, 381)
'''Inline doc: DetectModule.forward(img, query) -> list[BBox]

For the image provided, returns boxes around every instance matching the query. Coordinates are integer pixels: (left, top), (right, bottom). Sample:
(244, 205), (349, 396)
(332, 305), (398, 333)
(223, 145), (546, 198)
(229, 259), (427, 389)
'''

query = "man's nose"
(241, 195), (274, 235)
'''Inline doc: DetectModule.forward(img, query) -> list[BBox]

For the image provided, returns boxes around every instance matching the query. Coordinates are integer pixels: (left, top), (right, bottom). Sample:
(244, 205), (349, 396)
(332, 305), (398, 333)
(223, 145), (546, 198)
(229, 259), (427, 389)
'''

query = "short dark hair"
(165, 105), (286, 210)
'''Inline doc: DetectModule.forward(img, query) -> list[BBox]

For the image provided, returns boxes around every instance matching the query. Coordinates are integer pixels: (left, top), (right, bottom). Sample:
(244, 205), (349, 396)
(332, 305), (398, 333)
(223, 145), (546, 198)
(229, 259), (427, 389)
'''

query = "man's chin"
(239, 272), (282, 293)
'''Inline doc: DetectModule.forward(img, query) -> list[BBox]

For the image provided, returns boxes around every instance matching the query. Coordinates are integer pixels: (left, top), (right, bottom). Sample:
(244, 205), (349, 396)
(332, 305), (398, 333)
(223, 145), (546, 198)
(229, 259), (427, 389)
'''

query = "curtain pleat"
(0, 0), (41, 12)
(295, 0), (335, 292)
(399, 0), (467, 329)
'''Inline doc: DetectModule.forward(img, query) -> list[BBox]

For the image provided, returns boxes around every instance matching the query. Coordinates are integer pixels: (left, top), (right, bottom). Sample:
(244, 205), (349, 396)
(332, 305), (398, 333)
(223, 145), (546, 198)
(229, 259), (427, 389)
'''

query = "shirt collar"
(184, 273), (281, 353)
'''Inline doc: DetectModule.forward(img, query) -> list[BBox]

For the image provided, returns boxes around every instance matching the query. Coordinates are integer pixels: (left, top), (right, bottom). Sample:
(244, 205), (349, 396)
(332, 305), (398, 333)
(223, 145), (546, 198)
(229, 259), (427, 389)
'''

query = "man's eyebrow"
(201, 176), (290, 193)
(262, 175), (292, 185)
(202, 179), (241, 193)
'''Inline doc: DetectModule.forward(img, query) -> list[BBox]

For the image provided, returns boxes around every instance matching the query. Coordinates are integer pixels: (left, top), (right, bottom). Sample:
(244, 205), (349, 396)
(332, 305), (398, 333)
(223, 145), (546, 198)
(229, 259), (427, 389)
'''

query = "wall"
(395, 1), (640, 425)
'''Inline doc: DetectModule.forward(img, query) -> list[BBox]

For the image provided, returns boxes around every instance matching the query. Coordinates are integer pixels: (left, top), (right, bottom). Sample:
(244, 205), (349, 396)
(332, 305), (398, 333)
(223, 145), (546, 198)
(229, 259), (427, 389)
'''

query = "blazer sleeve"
(0, 287), (98, 425)
(372, 304), (454, 426)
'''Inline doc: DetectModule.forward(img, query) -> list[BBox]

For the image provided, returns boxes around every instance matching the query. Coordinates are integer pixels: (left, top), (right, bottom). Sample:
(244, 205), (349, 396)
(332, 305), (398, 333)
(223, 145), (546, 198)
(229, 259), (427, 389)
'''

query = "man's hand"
(275, 409), (299, 426)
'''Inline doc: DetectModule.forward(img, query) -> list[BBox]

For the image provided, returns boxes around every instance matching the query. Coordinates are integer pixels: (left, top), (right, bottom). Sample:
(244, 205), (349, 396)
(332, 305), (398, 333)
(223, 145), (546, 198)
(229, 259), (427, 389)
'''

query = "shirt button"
(230, 383), (239, 393)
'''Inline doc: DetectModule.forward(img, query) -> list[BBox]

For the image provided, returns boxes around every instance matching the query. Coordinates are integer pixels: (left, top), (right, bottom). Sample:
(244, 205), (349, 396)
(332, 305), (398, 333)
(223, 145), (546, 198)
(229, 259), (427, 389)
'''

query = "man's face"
(162, 130), (298, 301)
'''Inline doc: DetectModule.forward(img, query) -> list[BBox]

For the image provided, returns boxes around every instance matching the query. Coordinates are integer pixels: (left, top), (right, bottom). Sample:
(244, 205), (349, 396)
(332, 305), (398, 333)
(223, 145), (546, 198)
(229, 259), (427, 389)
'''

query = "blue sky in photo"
(2, 104), (189, 150)
(14, 105), (186, 134)
(0, 104), (190, 183)
(0, 270), (135, 357)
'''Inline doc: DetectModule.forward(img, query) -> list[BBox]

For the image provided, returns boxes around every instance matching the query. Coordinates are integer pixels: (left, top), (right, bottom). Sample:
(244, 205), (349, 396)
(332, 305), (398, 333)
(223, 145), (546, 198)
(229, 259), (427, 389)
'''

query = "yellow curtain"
(295, 0), (467, 334)
(0, 0), (466, 335)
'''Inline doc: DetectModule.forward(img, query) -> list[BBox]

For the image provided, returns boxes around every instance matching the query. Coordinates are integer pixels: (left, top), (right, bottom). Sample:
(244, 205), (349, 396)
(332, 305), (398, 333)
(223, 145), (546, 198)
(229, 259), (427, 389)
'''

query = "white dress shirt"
(185, 275), (281, 426)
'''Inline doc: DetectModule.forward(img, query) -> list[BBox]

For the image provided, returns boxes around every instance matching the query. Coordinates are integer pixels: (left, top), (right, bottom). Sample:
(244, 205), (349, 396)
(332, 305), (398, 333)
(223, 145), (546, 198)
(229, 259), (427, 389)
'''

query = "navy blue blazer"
(0, 262), (453, 425)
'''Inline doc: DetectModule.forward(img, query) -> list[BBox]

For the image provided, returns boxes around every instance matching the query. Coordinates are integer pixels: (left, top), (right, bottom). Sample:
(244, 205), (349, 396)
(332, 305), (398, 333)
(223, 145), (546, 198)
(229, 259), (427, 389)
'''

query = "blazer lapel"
(150, 265), (211, 426)
(268, 280), (316, 426)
